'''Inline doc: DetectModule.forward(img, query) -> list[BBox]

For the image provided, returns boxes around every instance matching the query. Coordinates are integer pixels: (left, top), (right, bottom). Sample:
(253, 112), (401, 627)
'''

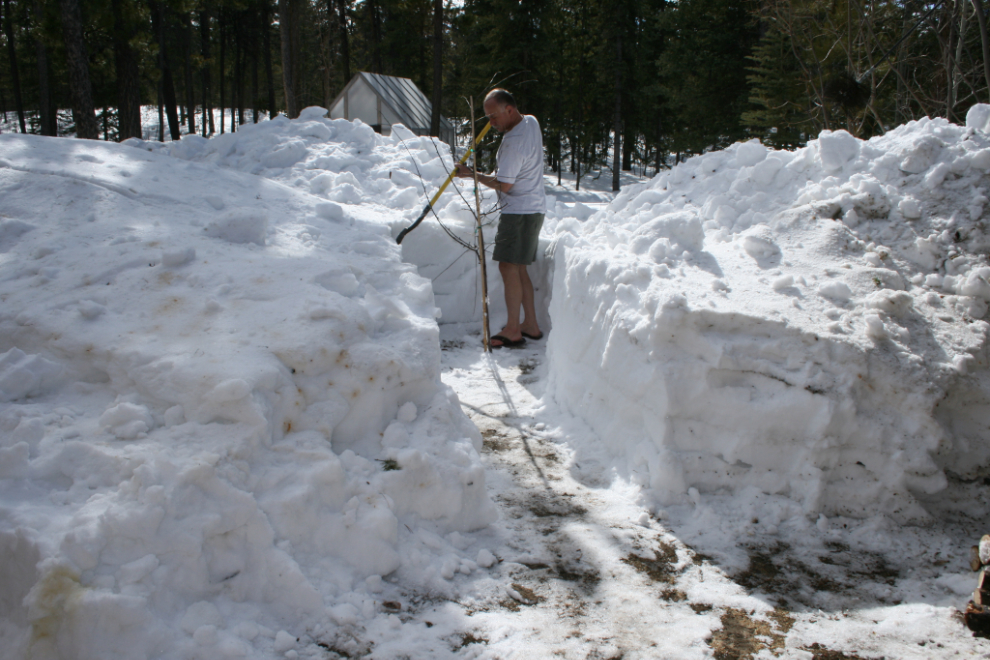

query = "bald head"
(483, 89), (523, 133)
(485, 88), (517, 110)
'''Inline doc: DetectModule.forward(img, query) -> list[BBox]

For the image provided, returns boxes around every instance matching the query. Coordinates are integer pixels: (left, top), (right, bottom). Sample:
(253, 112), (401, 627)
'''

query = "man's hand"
(454, 164), (514, 193)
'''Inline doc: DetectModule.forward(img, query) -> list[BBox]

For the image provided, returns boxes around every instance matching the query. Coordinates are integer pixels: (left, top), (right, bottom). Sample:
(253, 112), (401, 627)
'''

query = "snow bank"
(127, 107), (555, 331)
(548, 112), (990, 523)
(0, 133), (496, 659)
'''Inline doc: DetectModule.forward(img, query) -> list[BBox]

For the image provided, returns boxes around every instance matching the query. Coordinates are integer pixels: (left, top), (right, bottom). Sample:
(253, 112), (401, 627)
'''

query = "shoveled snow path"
(436, 330), (727, 659)
(422, 327), (990, 660)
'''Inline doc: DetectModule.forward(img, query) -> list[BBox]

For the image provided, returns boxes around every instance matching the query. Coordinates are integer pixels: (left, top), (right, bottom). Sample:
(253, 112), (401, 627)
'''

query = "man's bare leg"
(494, 262), (525, 346)
(519, 266), (541, 338)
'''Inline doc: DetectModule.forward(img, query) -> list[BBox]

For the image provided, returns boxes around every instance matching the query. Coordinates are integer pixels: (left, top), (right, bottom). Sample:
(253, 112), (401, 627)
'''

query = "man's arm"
(454, 163), (514, 192)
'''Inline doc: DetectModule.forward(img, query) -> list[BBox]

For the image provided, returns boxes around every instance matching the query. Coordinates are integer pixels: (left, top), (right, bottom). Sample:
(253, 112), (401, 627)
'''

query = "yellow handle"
(428, 122), (493, 206)
(395, 122), (493, 244)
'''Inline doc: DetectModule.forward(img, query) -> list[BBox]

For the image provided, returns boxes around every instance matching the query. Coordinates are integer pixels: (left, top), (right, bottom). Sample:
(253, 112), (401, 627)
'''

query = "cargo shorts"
(492, 213), (545, 265)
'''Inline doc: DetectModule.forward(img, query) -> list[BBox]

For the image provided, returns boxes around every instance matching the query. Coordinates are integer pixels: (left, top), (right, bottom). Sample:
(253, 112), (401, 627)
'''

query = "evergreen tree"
(656, 0), (759, 155)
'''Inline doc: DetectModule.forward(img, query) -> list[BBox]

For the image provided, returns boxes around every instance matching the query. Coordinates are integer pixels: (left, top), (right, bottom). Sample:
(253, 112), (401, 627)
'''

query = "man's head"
(484, 89), (523, 133)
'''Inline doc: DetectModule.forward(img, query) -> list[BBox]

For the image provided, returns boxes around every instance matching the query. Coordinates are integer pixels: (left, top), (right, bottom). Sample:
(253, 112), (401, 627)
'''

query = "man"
(455, 89), (546, 349)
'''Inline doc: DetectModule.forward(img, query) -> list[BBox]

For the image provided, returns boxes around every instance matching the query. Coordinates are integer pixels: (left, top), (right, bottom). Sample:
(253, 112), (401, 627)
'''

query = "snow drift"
(135, 107), (554, 332)
(547, 108), (990, 523)
(0, 129), (496, 659)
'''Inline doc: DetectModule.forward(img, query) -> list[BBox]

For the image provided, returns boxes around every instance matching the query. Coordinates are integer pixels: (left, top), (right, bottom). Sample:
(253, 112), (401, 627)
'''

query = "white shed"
(329, 72), (455, 148)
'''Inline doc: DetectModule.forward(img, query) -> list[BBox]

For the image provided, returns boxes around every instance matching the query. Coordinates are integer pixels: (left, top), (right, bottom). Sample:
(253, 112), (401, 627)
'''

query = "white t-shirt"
(495, 115), (546, 215)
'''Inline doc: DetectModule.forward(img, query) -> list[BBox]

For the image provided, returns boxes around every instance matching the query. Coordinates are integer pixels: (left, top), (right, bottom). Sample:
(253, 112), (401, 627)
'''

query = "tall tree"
(110, 0), (142, 140)
(3, 0), (26, 132)
(656, 0), (758, 154)
(430, 0), (442, 136)
(33, 0), (56, 136)
(336, 0), (350, 82)
(279, 0), (301, 117)
(181, 13), (196, 133)
(58, 0), (99, 138)
(152, 0), (181, 140)
(201, 3), (214, 135)
(262, 0), (276, 117)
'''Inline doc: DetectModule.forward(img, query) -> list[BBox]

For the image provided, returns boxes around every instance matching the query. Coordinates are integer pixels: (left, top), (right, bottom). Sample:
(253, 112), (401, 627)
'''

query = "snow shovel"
(395, 122), (493, 244)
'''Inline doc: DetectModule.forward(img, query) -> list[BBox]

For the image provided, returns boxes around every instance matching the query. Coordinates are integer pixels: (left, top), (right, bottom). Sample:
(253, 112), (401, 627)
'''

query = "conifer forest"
(1, 0), (988, 180)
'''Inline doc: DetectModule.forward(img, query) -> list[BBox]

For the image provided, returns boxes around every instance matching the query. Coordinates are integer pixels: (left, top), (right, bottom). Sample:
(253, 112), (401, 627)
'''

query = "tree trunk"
(219, 9), (226, 133)
(430, 0), (442, 136)
(321, 12), (331, 109)
(972, 0), (990, 100)
(201, 5), (213, 136)
(622, 126), (632, 171)
(946, 0), (957, 120)
(954, 0), (968, 110)
(152, 1), (181, 140)
(252, 21), (259, 122)
(111, 0), (143, 140)
(236, 21), (244, 126)
(182, 14), (196, 134)
(611, 31), (621, 192)
(655, 109), (663, 175)
(337, 0), (350, 82)
(157, 81), (164, 141)
(4, 0), (26, 133)
(279, 0), (300, 117)
(33, 0), (55, 136)
(263, 0), (276, 118)
(369, 0), (382, 73)
(58, 0), (99, 138)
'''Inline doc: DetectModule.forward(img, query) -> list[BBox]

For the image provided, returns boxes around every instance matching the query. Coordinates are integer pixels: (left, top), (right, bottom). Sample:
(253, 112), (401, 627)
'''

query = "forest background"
(2, 0), (989, 190)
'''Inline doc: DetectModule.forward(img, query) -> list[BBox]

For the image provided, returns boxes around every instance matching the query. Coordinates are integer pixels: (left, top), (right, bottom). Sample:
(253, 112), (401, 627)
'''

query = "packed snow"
(2, 103), (990, 658)
(0, 119), (497, 659)
(548, 108), (990, 524)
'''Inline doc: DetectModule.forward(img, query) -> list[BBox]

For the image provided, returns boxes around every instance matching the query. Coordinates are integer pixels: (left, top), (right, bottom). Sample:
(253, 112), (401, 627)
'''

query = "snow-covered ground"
(3, 105), (990, 658)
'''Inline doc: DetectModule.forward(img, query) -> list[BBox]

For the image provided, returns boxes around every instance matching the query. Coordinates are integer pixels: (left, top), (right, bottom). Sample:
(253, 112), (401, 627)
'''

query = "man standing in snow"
(455, 89), (546, 349)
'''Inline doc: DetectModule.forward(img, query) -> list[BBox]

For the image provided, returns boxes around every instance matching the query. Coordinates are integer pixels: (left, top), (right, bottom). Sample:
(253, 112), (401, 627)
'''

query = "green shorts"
(492, 213), (545, 265)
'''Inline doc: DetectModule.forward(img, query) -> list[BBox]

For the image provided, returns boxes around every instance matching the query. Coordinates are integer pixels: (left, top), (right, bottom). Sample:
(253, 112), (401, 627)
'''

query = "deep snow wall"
(0, 130), (497, 660)
(547, 110), (990, 522)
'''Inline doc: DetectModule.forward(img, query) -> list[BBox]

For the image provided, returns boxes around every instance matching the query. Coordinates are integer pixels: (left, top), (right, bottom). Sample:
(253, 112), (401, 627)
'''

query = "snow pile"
(0, 133), (496, 659)
(548, 108), (990, 523)
(126, 107), (554, 329)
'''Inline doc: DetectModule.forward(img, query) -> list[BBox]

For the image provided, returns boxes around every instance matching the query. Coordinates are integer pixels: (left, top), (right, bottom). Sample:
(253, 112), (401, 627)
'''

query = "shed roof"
(335, 72), (453, 132)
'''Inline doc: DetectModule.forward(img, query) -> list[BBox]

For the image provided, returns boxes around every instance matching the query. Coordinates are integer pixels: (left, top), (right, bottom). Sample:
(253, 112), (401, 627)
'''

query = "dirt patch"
(454, 632), (488, 649)
(622, 542), (680, 584)
(554, 562), (601, 591)
(732, 539), (905, 610)
(528, 496), (587, 518)
(510, 583), (540, 604)
(804, 642), (882, 659)
(481, 428), (512, 452)
(708, 607), (792, 659)
(818, 546), (900, 587)
(735, 542), (849, 607)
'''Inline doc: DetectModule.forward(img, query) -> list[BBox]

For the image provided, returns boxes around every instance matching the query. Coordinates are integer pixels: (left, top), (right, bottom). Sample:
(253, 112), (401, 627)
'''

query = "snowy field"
(2, 105), (990, 658)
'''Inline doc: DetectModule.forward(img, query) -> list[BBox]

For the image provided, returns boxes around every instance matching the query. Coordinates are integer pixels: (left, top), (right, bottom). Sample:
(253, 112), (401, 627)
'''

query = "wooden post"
(470, 97), (491, 352)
